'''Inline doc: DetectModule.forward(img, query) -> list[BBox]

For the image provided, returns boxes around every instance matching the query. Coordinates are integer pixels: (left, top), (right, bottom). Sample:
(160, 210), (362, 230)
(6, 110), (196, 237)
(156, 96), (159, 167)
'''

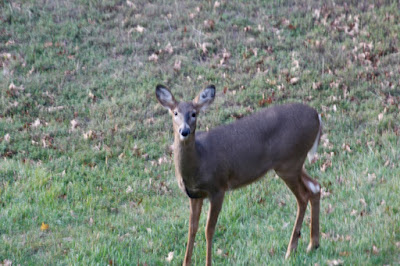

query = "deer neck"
(173, 133), (200, 182)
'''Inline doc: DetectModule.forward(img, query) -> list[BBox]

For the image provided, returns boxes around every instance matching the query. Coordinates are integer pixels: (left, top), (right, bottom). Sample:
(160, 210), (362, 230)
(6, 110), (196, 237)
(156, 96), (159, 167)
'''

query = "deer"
(155, 84), (322, 265)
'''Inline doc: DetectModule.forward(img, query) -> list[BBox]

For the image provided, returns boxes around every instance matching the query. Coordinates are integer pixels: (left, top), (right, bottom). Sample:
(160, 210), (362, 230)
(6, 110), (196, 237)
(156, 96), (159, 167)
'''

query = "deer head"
(155, 84), (216, 141)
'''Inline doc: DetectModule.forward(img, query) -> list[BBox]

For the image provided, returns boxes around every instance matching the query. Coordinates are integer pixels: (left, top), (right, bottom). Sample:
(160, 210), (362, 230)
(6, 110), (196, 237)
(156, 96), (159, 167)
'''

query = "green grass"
(1, 0), (400, 264)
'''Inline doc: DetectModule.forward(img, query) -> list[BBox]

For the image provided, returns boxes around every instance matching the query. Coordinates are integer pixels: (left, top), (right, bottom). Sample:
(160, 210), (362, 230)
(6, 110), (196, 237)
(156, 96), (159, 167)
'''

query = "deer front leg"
(184, 198), (203, 266)
(205, 191), (225, 266)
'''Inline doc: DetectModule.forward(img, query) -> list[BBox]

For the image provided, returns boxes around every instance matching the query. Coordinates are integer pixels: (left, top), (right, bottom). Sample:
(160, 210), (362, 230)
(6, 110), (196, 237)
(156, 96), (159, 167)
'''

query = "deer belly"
(228, 161), (273, 189)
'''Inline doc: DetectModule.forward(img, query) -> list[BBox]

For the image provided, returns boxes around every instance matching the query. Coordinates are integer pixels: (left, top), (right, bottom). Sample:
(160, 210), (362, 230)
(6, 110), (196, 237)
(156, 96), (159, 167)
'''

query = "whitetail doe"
(155, 84), (322, 265)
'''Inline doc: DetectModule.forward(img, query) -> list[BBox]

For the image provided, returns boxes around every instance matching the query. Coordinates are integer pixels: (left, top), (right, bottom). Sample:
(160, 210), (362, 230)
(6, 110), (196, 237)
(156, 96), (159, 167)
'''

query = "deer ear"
(194, 85), (216, 111)
(155, 84), (177, 110)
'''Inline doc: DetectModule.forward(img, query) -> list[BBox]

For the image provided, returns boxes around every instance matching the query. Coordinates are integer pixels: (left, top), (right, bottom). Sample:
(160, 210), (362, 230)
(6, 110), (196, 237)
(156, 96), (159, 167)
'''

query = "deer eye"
(191, 113), (196, 118)
(174, 111), (178, 116)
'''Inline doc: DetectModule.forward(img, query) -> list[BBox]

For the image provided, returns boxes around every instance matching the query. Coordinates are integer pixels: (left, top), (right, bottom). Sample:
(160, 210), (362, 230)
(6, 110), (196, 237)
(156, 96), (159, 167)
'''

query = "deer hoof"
(285, 248), (297, 260)
(306, 242), (320, 253)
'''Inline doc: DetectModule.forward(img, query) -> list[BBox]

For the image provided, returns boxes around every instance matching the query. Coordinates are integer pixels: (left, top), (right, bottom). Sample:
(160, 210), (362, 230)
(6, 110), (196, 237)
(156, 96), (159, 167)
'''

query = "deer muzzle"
(179, 126), (191, 140)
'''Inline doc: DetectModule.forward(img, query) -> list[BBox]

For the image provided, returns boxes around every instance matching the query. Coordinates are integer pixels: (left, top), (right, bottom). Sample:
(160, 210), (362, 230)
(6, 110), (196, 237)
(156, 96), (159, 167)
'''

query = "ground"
(1, 0), (399, 265)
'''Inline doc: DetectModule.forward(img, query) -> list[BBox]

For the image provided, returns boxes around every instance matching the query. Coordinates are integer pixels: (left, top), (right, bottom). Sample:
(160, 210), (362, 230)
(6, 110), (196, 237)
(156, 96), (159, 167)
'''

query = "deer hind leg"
(301, 169), (321, 253)
(205, 191), (225, 266)
(184, 198), (203, 266)
(277, 171), (311, 260)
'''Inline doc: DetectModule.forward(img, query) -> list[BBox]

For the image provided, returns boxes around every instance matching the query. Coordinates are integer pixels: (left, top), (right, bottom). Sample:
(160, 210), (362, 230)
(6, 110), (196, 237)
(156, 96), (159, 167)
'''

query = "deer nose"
(179, 128), (190, 137)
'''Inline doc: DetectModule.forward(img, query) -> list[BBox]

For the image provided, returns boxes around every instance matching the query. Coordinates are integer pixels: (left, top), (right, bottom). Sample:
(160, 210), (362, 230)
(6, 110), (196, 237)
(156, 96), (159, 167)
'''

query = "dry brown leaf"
(359, 198), (367, 207)
(4, 133), (10, 143)
(342, 143), (352, 153)
(204, 19), (215, 30)
(290, 77), (300, 85)
(44, 42), (53, 48)
(199, 42), (211, 53)
(164, 43), (173, 54)
(244, 26), (252, 32)
(148, 53), (158, 62)
(83, 130), (93, 140)
(126, 0), (136, 8)
(173, 60), (181, 72)
(134, 25), (145, 33)
(70, 119), (79, 131)
(189, 12), (196, 19)
(327, 259), (344, 266)
(320, 159), (332, 172)
(165, 251), (174, 262)
(126, 186), (133, 193)
(372, 245), (379, 255)
(1, 259), (12, 266)
(31, 118), (41, 128)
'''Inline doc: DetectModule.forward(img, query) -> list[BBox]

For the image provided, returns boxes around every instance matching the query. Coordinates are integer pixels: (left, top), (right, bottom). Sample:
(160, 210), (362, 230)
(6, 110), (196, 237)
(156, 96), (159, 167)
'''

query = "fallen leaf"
(31, 118), (41, 128)
(290, 77), (300, 84)
(372, 245), (379, 254)
(83, 130), (93, 140)
(126, 0), (135, 8)
(164, 43), (173, 54)
(126, 186), (133, 193)
(8, 82), (24, 95)
(166, 251), (174, 262)
(148, 53), (158, 62)
(244, 26), (252, 32)
(199, 42), (212, 53)
(359, 198), (367, 207)
(204, 19), (215, 30)
(134, 25), (145, 33)
(44, 42), (53, 48)
(40, 222), (49, 231)
(378, 113), (384, 121)
(70, 119), (79, 130)
(1, 259), (12, 266)
(173, 60), (181, 72)
(320, 159), (332, 172)
(4, 133), (10, 143)
(327, 259), (344, 266)
(342, 143), (352, 153)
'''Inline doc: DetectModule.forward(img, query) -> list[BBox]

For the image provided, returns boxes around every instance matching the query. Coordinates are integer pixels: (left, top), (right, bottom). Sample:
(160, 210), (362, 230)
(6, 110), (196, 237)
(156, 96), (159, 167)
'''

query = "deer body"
(156, 85), (322, 265)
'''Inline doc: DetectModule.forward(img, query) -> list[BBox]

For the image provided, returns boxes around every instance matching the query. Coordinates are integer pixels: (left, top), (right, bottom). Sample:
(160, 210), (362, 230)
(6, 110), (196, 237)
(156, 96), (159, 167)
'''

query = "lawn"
(1, 0), (399, 265)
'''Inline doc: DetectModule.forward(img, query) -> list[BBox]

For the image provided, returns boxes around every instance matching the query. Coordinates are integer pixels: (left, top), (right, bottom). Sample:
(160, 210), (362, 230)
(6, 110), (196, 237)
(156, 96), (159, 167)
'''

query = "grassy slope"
(1, 0), (399, 264)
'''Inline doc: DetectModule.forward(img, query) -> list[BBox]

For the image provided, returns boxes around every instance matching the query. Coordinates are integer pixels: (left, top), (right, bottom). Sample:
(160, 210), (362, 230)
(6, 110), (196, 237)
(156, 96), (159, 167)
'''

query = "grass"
(1, 0), (400, 264)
